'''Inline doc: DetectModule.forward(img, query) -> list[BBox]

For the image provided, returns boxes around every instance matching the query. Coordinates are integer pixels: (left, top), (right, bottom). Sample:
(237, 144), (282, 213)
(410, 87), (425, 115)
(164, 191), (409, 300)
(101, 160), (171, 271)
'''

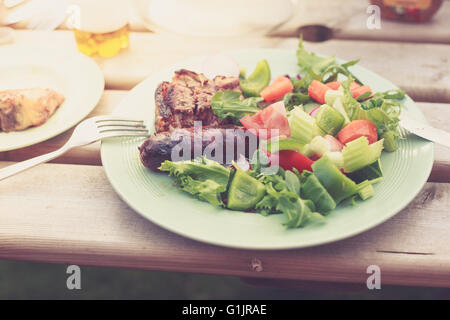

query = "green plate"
(101, 49), (433, 250)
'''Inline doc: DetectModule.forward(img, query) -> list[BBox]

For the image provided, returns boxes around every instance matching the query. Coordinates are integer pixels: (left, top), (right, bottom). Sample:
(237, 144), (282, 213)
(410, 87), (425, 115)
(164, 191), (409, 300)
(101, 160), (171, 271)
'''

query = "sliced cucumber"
(347, 159), (383, 184)
(315, 104), (345, 136)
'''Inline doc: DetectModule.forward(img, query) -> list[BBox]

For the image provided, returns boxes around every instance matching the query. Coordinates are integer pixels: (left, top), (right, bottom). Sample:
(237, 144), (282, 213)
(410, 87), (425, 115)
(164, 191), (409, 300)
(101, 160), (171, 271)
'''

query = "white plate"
(0, 45), (104, 151)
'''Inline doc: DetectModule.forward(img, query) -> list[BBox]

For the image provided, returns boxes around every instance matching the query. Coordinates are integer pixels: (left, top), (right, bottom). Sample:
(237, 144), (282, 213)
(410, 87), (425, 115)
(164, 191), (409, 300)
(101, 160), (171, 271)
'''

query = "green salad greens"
(211, 90), (263, 124)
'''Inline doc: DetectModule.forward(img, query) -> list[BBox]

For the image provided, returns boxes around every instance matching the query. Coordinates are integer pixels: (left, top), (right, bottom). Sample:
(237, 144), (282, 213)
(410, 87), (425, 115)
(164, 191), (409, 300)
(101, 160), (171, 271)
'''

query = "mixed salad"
(159, 38), (406, 229)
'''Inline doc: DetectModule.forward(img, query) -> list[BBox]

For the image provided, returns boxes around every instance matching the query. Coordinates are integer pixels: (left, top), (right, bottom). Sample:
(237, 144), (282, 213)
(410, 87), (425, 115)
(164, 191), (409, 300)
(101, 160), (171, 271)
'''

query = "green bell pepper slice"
(312, 156), (358, 204)
(300, 173), (336, 214)
(240, 59), (271, 97)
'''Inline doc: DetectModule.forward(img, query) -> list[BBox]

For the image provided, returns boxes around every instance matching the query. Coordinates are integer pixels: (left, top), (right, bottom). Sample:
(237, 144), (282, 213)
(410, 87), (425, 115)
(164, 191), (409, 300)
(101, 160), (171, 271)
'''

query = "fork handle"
(0, 145), (70, 181)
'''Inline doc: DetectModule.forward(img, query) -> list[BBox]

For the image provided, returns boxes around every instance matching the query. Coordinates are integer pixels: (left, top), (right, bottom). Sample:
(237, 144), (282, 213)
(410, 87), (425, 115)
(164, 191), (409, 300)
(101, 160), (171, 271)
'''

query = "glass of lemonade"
(70, 0), (129, 58)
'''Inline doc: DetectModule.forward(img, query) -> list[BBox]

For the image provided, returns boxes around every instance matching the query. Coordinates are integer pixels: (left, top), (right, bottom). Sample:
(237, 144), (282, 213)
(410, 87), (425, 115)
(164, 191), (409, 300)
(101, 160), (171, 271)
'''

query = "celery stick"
(289, 107), (319, 144)
(301, 144), (315, 158)
(325, 151), (344, 169)
(358, 184), (374, 200)
(310, 136), (330, 157)
(342, 137), (384, 173)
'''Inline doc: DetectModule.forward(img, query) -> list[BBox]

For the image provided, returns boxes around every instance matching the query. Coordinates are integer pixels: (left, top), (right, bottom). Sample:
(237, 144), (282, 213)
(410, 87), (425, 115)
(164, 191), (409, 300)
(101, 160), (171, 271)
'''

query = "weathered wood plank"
(2, 92), (447, 181)
(10, 30), (450, 103)
(0, 162), (449, 287)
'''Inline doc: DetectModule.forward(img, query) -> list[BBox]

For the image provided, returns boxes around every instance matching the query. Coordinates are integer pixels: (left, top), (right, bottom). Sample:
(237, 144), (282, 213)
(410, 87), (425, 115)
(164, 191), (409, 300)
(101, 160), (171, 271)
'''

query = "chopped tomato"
(325, 81), (341, 90)
(240, 101), (290, 139)
(337, 120), (378, 145)
(352, 85), (373, 99)
(270, 150), (314, 173)
(308, 80), (330, 104)
(260, 76), (294, 102)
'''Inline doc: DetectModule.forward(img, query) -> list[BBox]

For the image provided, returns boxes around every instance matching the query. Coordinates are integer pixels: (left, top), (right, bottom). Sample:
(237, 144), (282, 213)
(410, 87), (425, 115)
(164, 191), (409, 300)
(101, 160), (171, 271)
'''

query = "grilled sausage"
(139, 126), (259, 171)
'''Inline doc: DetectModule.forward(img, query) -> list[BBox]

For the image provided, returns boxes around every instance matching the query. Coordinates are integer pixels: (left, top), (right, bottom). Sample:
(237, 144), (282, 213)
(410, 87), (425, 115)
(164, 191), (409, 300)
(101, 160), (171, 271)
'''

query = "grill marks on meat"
(155, 81), (195, 132)
(155, 69), (240, 133)
(142, 70), (250, 172)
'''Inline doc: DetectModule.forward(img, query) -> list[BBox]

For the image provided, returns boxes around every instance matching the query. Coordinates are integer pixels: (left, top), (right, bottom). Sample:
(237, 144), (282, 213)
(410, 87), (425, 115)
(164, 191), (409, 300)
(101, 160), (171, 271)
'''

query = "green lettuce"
(159, 157), (231, 206)
(340, 77), (405, 152)
(253, 167), (325, 228)
(297, 37), (362, 85)
(211, 90), (263, 124)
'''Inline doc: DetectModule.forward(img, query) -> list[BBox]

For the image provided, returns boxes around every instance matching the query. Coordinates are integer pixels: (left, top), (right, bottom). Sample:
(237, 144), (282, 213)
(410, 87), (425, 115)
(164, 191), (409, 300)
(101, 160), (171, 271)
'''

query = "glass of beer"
(69, 0), (129, 58)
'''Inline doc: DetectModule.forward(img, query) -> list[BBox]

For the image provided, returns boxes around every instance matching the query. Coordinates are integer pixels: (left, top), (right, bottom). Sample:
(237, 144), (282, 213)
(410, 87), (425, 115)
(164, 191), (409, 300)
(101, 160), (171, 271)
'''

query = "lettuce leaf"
(339, 77), (404, 152)
(159, 157), (231, 206)
(252, 167), (325, 228)
(211, 90), (263, 123)
(283, 92), (312, 108)
(297, 38), (335, 76)
(297, 38), (363, 85)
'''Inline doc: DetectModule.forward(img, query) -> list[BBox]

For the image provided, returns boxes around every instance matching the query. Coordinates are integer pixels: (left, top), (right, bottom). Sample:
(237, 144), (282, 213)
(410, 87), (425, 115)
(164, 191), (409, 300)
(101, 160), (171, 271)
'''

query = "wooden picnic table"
(1, 18), (450, 290)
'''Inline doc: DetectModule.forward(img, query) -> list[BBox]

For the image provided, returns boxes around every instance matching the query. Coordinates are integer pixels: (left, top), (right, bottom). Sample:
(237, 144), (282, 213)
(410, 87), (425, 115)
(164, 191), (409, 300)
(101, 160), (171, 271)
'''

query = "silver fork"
(0, 116), (150, 181)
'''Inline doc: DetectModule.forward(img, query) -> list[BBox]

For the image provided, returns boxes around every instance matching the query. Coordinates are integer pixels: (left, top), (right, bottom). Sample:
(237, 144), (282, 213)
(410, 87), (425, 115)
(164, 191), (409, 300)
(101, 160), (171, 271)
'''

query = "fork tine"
(97, 122), (147, 129)
(99, 127), (149, 133)
(94, 116), (145, 123)
(100, 131), (150, 139)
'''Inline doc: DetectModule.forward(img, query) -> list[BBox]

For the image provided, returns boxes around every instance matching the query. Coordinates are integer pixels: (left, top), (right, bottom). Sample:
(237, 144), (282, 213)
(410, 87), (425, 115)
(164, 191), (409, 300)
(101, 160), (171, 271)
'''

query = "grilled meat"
(0, 88), (65, 132)
(139, 126), (259, 172)
(154, 69), (240, 133)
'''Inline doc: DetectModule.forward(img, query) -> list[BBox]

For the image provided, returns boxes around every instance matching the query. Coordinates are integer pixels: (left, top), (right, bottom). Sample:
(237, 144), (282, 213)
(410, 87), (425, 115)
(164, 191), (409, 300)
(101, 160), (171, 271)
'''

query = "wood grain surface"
(0, 161), (448, 287)
(10, 31), (450, 103)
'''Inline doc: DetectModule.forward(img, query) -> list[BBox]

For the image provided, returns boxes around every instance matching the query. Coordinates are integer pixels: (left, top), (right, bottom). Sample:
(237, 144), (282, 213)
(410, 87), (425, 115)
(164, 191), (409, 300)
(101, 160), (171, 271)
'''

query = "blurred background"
(1, 259), (450, 299)
(0, 0), (448, 300)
